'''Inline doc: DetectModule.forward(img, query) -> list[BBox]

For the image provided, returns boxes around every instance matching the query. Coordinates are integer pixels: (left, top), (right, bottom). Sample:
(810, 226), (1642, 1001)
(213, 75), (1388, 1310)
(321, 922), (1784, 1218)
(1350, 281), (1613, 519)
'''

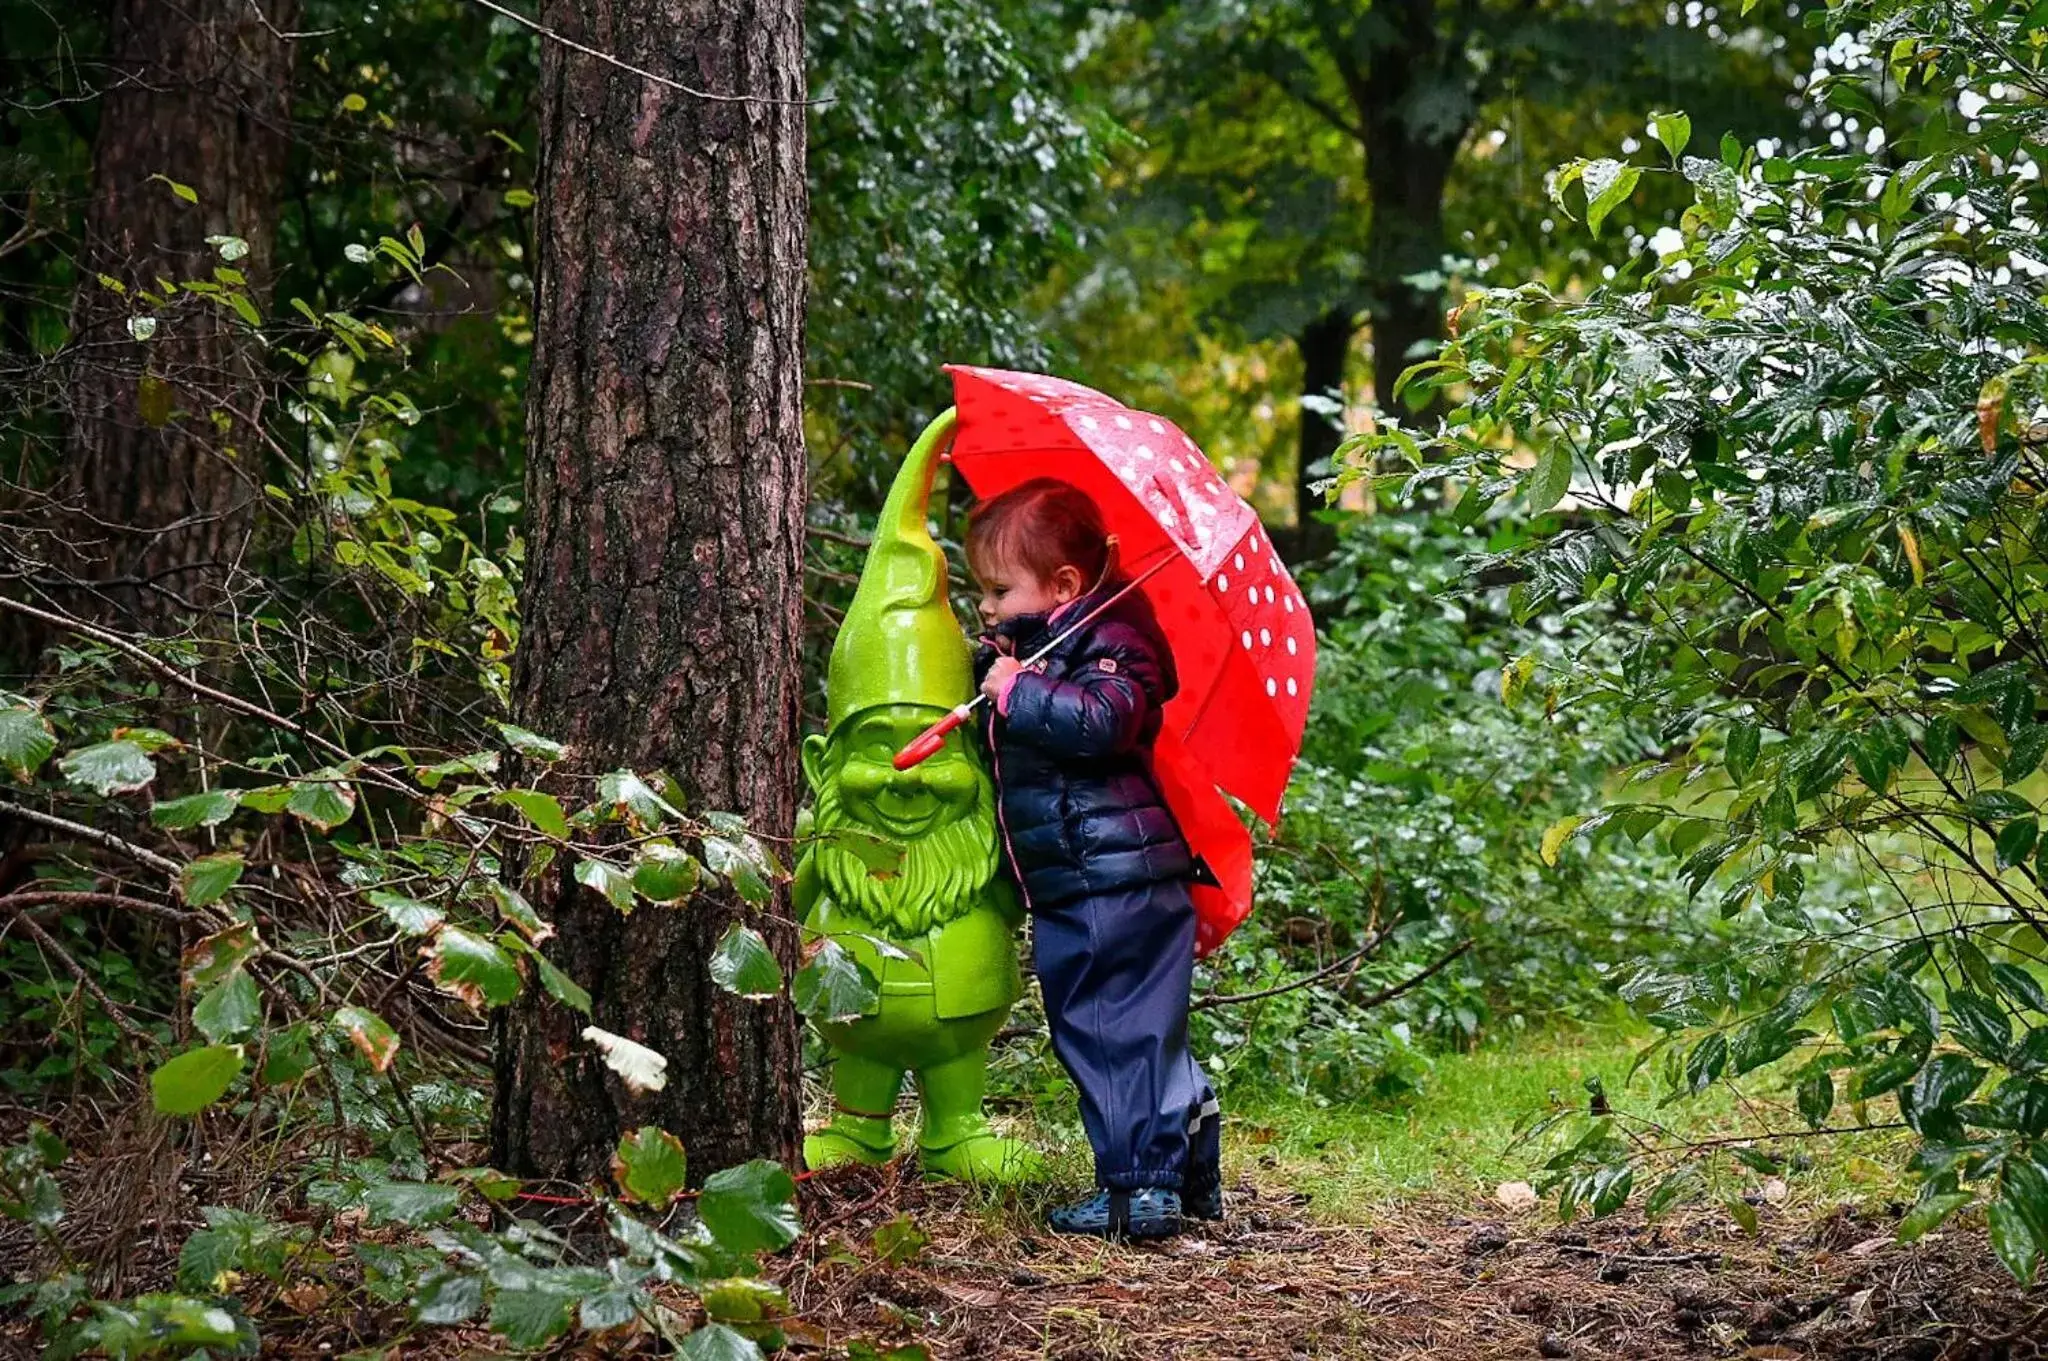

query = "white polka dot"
(1240, 630), (1252, 649)
(1264, 586), (1275, 604)
(1259, 628), (1272, 646)
(1169, 459), (1184, 472)
(1234, 553), (1245, 571)
(1000, 381), (1018, 391)
(1247, 587), (1257, 604)
(1250, 535), (1262, 553)
(1029, 394), (1048, 403)
(1217, 573), (1229, 591)
(1136, 444), (1154, 460)
(1148, 419), (1166, 434)
(1286, 678), (1298, 697)
(1286, 637), (1298, 655)
(1078, 415), (1098, 430)
(1265, 678), (1277, 697)
(1114, 415), (1133, 430)
(1283, 596), (1295, 614)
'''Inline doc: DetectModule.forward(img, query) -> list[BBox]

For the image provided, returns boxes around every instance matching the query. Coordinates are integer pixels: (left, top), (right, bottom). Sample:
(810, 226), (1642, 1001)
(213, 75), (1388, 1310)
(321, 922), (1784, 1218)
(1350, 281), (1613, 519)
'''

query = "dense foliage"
(1367, 0), (2048, 1283)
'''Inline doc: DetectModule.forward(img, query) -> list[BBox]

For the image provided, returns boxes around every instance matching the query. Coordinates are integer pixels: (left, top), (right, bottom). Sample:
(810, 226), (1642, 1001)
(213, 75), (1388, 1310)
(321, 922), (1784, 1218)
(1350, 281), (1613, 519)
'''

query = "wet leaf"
(179, 852), (244, 907)
(699, 1160), (801, 1255)
(709, 923), (783, 999)
(613, 1126), (688, 1208)
(334, 1004), (400, 1071)
(0, 707), (55, 782)
(151, 1045), (244, 1116)
(60, 739), (156, 796)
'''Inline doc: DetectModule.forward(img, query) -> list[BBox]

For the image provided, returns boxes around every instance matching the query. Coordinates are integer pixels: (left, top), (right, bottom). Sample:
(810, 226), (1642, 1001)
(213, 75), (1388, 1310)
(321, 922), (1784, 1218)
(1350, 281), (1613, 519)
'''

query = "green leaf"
(427, 926), (523, 1008)
(152, 788), (240, 829)
(490, 1288), (576, 1348)
(709, 923), (784, 1000)
(634, 843), (704, 904)
(793, 939), (878, 1023)
(151, 1045), (245, 1116)
(598, 768), (683, 827)
(576, 857), (637, 911)
(1527, 444), (1572, 512)
(1992, 963), (2048, 1014)
(503, 187), (536, 208)
(363, 1179), (462, 1227)
(1949, 990), (2013, 1061)
(1997, 819), (2038, 869)
(1856, 1032), (1932, 1100)
(486, 879), (553, 943)
(287, 778), (356, 831)
(414, 1269), (484, 1325)
(501, 788), (569, 839)
(152, 173), (199, 204)
(699, 1276), (786, 1323)
(238, 784), (293, 814)
(1648, 110), (1692, 161)
(529, 949), (591, 1015)
(1724, 722), (1759, 783)
(704, 833), (776, 903)
(494, 722), (567, 761)
(1723, 1192), (1759, 1236)
(1898, 1190), (1973, 1243)
(698, 1159), (801, 1255)
(183, 922), (260, 990)
(59, 739), (156, 795)
(1796, 1069), (1835, 1129)
(367, 889), (445, 935)
(1909, 1053), (1985, 1113)
(1989, 1196), (2040, 1285)
(871, 1212), (929, 1263)
(680, 1323), (766, 1361)
(1643, 1166), (1701, 1221)
(192, 967), (261, 1042)
(260, 1021), (315, 1085)
(614, 1126), (689, 1209)
(1583, 159), (1642, 236)
(0, 707), (56, 781)
(179, 852), (245, 907)
(333, 1004), (400, 1071)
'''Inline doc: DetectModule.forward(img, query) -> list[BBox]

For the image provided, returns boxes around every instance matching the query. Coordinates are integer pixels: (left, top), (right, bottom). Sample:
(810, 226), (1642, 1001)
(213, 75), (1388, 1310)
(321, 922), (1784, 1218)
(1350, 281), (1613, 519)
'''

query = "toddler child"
(967, 477), (1222, 1240)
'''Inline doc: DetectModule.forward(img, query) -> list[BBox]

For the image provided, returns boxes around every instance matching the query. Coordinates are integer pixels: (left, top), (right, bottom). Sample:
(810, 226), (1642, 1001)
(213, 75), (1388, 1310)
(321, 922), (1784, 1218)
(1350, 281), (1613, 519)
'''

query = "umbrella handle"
(894, 703), (976, 771)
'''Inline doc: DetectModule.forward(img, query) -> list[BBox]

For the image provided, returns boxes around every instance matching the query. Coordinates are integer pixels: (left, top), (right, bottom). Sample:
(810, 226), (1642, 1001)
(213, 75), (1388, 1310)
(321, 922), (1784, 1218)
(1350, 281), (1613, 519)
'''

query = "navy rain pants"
(1031, 879), (1220, 1191)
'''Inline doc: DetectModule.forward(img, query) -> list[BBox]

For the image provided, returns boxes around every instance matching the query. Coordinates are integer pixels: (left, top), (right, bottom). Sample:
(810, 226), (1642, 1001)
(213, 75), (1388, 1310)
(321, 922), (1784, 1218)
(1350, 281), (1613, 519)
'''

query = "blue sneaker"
(1048, 1187), (1183, 1240)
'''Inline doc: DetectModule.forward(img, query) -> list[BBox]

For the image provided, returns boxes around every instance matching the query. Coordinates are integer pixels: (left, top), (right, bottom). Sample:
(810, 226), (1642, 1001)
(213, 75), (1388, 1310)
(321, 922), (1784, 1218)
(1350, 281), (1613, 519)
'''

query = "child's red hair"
(965, 479), (1111, 586)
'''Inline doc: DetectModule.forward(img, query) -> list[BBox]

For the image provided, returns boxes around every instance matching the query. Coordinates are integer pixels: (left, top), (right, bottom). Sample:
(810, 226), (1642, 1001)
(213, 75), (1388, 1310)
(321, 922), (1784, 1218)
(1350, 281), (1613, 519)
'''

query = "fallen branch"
(1193, 933), (1469, 1012)
(13, 910), (157, 1047)
(0, 889), (196, 924)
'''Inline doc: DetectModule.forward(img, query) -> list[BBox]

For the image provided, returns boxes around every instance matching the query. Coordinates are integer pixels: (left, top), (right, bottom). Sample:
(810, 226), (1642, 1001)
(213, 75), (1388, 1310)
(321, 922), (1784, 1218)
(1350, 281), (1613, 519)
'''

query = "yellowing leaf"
(1540, 815), (1587, 867)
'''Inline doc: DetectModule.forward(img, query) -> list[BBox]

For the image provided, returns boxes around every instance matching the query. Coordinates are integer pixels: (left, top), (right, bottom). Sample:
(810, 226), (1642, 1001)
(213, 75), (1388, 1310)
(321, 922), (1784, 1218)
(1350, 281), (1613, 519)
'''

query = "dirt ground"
(768, 1165), (2047, 1361)
(5, 1133), (2046, 1360)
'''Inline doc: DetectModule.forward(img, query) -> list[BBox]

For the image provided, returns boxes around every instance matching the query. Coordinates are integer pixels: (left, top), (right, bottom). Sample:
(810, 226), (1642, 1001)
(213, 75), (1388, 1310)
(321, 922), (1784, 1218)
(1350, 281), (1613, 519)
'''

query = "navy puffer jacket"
(975, 583), (1195, 909)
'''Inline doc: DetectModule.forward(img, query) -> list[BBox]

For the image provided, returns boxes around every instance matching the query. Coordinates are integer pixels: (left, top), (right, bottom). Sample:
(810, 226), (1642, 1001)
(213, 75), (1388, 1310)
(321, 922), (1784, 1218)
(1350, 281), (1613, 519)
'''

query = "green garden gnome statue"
(797, 412), (1035, 1182)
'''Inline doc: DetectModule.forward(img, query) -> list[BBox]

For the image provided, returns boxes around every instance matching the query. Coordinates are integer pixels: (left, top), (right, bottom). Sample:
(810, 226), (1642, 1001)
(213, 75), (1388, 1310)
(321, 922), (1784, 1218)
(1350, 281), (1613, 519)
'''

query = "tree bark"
(493, 0), (808, 1185)
(58, 0), (300, 631)
(1361, 123), (1457, 423)
(1291, 310), (1353, 565)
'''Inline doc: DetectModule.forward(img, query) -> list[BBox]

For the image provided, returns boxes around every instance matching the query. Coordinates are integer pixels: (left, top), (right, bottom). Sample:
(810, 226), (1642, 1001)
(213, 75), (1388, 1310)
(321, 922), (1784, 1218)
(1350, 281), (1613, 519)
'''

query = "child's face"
(972, 551), (1085, 628)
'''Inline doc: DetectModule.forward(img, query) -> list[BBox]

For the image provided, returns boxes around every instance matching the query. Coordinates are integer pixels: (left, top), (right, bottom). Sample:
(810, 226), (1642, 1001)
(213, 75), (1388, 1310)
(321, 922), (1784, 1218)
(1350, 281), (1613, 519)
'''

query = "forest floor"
(6, 1030), (2045, 1360)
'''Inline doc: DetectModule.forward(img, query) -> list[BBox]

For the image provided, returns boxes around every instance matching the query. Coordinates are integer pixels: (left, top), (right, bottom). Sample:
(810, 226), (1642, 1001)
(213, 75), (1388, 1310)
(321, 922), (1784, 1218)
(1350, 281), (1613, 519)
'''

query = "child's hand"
(982, 656), (1024, 704)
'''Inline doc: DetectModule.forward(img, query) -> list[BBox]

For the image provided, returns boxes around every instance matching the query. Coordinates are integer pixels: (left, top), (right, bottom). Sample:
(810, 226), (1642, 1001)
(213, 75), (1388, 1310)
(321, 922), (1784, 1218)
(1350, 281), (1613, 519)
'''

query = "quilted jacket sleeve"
(1001, 621), (1166, 759)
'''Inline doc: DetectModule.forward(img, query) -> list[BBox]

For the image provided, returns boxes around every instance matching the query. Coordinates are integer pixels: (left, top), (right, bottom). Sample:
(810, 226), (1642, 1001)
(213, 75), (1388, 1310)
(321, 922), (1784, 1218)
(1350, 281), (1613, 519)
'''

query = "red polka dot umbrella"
(940, 364), (1316, 955)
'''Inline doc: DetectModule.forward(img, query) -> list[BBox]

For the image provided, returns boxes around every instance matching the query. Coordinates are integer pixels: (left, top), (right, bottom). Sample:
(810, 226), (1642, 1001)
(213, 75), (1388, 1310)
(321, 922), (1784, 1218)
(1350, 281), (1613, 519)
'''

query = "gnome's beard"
(810, 778), (1000, 937)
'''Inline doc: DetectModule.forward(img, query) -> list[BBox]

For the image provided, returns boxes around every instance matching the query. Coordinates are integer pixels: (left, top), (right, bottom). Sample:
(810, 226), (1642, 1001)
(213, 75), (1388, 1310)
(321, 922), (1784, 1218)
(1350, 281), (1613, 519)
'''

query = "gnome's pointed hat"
(826, 410), (974, 734)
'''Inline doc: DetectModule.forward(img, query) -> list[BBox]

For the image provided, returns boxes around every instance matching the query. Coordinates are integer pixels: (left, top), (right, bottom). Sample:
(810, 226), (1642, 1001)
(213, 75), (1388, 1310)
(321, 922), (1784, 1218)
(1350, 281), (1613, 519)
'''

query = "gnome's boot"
(915, 1049), (1039, 1183)
(804, 1054), (902, 1169)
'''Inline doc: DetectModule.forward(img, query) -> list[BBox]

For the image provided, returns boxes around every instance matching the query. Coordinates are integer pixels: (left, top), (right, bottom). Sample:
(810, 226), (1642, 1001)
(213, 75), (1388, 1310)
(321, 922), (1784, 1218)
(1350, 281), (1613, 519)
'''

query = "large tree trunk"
(1291, 310), (1353, 565)
(1361, 126), (1456, 422)
(58, 0), (299, 631)
(493, 0), (808, 1184)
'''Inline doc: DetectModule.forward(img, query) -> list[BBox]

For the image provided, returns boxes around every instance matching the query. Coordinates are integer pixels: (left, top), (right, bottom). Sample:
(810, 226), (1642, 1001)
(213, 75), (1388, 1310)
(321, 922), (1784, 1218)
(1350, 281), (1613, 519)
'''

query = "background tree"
(490, 0), (811, 1184)
(56, 0), (302, 629)
(1072, 0), (1805, 560)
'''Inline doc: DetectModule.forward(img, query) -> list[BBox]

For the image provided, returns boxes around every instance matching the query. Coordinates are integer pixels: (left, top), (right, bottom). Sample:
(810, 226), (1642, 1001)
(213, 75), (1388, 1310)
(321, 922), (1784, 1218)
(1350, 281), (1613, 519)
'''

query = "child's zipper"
(987, 709), (1033, 914)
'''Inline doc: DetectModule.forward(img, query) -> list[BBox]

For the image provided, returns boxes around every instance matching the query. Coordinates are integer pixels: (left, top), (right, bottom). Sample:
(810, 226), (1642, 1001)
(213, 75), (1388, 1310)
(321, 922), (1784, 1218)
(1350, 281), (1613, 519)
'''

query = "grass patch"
(1224, 1021), (1912, 1220)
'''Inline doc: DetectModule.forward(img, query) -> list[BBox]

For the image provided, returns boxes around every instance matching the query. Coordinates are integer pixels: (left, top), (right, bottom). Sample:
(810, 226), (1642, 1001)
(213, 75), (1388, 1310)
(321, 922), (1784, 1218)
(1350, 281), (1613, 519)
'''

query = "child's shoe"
(1181, 1168), (1224, 1221)
(1047, 1187), (1182, 1240)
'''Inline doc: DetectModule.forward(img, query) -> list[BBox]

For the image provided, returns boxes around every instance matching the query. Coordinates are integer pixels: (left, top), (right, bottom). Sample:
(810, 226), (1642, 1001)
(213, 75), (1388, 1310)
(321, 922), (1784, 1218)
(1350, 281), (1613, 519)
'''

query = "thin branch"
(0, 889), (196, 925)
(0, 799), (182, 877)
(465, 0), (816, 107)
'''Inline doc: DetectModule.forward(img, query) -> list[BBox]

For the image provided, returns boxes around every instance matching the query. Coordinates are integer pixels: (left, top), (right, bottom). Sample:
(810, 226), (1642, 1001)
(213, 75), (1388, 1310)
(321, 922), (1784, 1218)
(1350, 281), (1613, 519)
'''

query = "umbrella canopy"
(942, 364), (1317, 954)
